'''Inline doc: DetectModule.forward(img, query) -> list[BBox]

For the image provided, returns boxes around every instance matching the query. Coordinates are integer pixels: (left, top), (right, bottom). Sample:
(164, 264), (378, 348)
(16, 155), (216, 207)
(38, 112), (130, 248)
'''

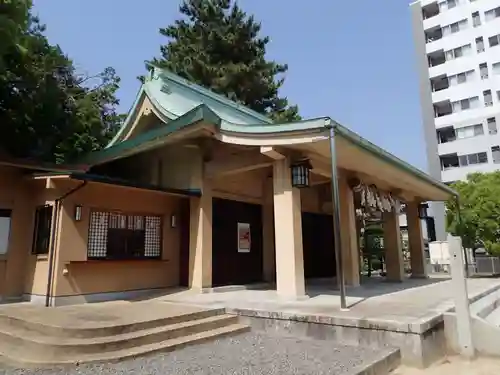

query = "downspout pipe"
(326, 121), (347, 310)
(45, 180), (88, 307)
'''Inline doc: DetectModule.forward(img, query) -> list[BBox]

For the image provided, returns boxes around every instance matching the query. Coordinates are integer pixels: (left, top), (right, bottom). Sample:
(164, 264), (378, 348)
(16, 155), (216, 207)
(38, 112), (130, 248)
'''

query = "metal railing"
(473, 256), (500, 276)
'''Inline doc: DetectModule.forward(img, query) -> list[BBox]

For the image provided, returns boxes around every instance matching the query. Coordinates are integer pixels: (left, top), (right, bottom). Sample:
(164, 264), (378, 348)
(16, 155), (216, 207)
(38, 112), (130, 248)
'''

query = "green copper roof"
(82, 66), (456, 199)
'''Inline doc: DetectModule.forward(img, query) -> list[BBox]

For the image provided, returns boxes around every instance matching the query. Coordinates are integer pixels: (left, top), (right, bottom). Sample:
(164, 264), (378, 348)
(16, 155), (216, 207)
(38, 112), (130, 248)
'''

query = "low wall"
(227, 308), (446, 369)
(444, 313), (500, 357)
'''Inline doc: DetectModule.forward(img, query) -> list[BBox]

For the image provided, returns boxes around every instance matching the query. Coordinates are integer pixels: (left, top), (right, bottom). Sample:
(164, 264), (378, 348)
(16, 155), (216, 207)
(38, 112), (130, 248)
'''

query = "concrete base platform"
(156, 277), (500, 368)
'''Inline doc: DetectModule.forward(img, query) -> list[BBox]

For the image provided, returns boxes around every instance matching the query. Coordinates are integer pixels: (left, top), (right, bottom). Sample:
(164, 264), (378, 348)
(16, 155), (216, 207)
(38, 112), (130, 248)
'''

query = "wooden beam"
(260, 146), (288, 160)
(205, 151), (273, 178)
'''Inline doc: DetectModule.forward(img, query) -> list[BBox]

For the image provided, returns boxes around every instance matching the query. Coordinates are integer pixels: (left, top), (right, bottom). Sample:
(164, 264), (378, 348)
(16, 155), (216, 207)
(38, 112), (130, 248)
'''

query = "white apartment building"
(410, 0), (500, 240)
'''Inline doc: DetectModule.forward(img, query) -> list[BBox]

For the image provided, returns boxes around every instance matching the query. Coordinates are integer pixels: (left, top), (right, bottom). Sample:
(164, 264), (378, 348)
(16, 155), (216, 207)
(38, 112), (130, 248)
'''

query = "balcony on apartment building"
(422, 2), (440, 20)
(437, 126), (456, 144)
(431, 74), (449, 92)
(440, 153), (460, 171)
(434, 100), (453, 118)
(428, 49), (446, 67)
(425, 25), (443, 43)
(440, 151), (489, 171)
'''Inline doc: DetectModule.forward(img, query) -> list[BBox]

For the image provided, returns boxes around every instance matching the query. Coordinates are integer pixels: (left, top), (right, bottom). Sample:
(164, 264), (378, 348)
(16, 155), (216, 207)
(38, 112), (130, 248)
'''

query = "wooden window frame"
(32, 205), (53, 255)
(87, 209), (163, 261)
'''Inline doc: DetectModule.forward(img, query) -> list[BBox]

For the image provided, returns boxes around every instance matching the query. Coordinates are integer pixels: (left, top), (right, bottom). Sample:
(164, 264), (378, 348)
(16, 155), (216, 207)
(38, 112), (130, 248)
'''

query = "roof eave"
(332, 123), (457, 199)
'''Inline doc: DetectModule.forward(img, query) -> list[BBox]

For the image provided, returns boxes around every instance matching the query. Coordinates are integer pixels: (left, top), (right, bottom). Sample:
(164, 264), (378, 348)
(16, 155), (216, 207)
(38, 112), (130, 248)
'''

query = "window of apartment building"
(489, 34), (500, 47)
(493, 62), (500, 75)
(484, 90), (493, 106)
(492, 146), (500, 163)
(442, 19), (468, 36)
(488, 117), (498, 134)
(32, 205), (53, 255)
(439, 0), (458, 11)
(472, 12), (481, 27)
(485, 6), (500, 22)
(449, 69), (475, 85)
(0, 209), (12, 256)
(87, 211), (162, 260)
(451, 96), (479, 112)
(480, 63), (489, 79)
(455, 123), (484, 139)
(445, 44), (472, 61)
(459, 152), (488, 167)
(476, 37), (485, 52)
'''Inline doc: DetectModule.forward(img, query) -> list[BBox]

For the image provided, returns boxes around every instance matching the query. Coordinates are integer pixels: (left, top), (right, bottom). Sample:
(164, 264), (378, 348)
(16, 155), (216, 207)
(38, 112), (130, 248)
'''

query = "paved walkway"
(154, 277), (500, 325)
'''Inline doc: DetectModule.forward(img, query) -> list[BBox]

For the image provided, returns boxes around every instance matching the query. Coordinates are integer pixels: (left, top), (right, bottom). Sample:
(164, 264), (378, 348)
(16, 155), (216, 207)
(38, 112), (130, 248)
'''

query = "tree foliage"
(147, 0), (300, 123)
(446, 172), (500, 255)
(0, 0), (122, 163)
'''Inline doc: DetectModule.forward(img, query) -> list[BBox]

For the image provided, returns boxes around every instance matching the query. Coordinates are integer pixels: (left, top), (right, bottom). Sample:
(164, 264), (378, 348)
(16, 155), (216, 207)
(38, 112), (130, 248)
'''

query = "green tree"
(147, 0), (300, 123)
(446, 172), (500, 255)
(0, 0), (122, 163)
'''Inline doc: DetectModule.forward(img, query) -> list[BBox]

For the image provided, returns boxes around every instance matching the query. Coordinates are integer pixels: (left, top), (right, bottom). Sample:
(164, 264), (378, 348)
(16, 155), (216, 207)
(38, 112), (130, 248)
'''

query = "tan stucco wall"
(0, 166), (40, 299)
(49, 181), (183, 297)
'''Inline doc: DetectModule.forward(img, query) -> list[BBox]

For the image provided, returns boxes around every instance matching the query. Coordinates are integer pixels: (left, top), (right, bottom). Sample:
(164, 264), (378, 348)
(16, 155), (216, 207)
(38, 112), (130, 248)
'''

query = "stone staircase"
(0, 305), (249, 367)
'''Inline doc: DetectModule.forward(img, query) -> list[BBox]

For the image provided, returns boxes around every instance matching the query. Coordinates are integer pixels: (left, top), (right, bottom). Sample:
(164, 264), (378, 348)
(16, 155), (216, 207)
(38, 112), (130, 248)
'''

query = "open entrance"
(212, 198), (263, 286)
(302, 212), (336, 279)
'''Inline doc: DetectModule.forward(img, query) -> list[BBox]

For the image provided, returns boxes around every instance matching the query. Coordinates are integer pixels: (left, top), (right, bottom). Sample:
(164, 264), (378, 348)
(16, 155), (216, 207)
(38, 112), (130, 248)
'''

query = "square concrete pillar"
(383, 206), (404, 282)
(338, 178), (361, 287)
(273, 157), (306, 298)
(188, 180), (212, 289)
(407, 202), (428, 278)
(262, 176), (276, 282)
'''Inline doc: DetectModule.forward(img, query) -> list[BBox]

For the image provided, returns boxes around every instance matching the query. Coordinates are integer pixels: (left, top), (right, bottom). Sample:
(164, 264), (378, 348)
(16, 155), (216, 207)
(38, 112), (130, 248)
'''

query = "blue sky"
(32, 0), (425, 169)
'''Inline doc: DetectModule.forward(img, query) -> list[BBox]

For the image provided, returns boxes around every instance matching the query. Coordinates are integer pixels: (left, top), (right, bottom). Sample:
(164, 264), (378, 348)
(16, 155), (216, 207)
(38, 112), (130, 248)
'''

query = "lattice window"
(88, 211), (109, 258)
(87, 210), (162, 260)
(145, 216), (162, 257)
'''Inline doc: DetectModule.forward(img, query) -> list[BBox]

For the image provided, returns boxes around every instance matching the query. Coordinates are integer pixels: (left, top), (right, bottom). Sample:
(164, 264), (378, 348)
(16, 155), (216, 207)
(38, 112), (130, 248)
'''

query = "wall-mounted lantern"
(418, 203), (429, 219)
(290, 159), (312, 188)
(74, 205), (83, 221)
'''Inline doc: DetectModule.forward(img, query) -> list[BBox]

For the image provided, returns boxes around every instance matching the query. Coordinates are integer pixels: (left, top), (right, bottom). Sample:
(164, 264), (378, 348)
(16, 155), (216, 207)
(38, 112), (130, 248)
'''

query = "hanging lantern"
(418, 203), (429, 219)
(290, 160), (312, 188)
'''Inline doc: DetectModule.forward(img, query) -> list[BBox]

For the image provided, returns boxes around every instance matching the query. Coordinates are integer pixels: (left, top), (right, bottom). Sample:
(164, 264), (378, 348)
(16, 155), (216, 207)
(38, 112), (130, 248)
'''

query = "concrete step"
(1, 323), (250, 368)
(484, 304), (500, 326)
(0, 314), (240, 359)
(0, 307), (225, 338)
(469, 289), (500, 319)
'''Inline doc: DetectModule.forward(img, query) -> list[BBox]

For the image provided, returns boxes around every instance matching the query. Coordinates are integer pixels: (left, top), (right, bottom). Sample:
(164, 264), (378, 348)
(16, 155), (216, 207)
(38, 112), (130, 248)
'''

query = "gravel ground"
(0, 332), (391, 375)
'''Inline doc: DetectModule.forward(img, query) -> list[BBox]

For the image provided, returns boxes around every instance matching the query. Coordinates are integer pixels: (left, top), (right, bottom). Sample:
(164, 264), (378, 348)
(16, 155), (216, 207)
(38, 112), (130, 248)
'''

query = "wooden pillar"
(339, 178), (360, 286)
(273, 157), (306, 298)
(188, 179), (212, 289)
(262, 176), (276, 282)
(383, 206), (404, 282)
(407, 202), (428, 278)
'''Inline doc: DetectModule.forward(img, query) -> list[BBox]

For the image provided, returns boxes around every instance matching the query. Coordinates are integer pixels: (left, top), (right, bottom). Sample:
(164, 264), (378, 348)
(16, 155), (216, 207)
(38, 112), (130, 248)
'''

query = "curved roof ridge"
(147, 63), (274, 125)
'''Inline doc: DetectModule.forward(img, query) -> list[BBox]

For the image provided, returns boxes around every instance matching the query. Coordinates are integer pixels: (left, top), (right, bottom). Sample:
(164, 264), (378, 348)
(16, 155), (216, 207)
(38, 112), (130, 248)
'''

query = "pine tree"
(148, 0), (300, 123)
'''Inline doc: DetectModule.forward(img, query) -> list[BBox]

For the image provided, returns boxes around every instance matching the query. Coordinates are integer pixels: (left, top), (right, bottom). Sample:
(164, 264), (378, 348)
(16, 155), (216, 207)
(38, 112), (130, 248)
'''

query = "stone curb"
(348, 348), (401, 375)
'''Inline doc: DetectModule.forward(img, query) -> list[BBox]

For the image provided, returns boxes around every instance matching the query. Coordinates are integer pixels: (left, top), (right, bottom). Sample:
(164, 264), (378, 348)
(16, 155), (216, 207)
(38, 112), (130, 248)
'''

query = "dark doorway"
(212, 198), (263, 286)
(302, 212), (336, 279)
(179, 198), (191, 287)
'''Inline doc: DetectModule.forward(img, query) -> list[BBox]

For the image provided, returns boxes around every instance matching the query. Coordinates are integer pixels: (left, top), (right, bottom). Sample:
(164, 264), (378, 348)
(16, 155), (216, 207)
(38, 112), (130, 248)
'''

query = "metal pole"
(455, 196), (469, 277)
(328, 125), (347, 310)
